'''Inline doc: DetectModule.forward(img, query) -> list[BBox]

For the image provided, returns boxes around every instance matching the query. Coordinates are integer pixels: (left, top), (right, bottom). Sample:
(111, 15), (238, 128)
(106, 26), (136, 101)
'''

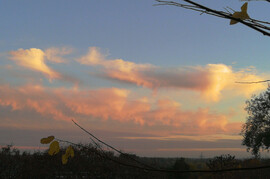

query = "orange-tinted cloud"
(0, 84), (241, 135)
(78, 47), (155, 88)
(78, 47), (265, 102)
(203, 64), (266, 101)
(157, 148), (245, 152)
(0, 85), (68, 121)
(9, 145), (48, 150)
(119, 134), (242, 142)
(9, 48), (61, 79)
(77, 47), (209, 90)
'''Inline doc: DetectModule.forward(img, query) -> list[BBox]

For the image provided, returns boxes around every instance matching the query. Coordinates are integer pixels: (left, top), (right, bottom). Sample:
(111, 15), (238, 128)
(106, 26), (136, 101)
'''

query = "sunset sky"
(1, 0), (270, 158)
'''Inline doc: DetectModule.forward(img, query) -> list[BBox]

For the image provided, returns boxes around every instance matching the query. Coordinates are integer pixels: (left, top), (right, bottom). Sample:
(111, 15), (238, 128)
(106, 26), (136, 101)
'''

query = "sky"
(1, 0), (270, 158)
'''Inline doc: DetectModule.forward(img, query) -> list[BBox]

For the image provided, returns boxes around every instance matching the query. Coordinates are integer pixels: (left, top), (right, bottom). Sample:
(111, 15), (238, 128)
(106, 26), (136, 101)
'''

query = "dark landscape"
(1, 144), (270, 178)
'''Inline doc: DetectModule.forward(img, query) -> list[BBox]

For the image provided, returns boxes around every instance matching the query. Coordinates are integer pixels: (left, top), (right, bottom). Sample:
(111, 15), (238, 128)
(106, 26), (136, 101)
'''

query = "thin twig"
(56, 137), (270, 173)
(236, 80), (270, 84)
(155, 0), (270, 36)
(71, 119), (155, 170)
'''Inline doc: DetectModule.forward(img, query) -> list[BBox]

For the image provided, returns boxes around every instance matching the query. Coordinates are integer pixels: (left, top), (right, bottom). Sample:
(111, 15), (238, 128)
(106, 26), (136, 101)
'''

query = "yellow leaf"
(48, 141), (60, 155)
(62, 154), (68, 165)
(40, 136), (55, 144)
(230, 3), (250, 25)
(61, 146), (74, 165)
(65, 146), (74, 158)
(241, 2), (248, 13)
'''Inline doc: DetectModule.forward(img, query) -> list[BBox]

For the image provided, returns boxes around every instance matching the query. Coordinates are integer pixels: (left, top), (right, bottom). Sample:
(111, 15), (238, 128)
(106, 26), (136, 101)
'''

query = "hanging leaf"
(61, 146), (75, 164)
(66, 146), (74, 158)
(48, 141), (60, 155)
(40, 136), (55, 144)
(230, 3), (250, 25)
(62, 154), (68, 165)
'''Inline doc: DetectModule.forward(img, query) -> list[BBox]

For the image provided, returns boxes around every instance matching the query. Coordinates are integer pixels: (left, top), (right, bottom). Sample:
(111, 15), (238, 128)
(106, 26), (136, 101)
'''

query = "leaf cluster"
(40, 136), (74, 164)
(242, 87), (270, 157)
(206, 154), (240, 170)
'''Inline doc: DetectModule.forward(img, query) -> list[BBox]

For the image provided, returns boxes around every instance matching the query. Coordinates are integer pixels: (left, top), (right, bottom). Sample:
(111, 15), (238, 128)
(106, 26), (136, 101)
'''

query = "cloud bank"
(0, 84), (241, 135)
(78, 47), (265, 101)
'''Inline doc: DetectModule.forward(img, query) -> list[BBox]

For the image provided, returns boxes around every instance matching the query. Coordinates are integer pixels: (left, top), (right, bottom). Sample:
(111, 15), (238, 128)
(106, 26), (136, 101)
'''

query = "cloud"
(78, 47), (156, 87)
(7, 145), (48, 150)
(78, 47), (266, 101)
(45, 47), (72, 63)
(0, 84), (68, 121)
(8, 47), (81, 85)
(157, 148), (245, 152)
(0, 84), (241, 135)
(9, 48), (61, 79)
(119, 134), (242, 142)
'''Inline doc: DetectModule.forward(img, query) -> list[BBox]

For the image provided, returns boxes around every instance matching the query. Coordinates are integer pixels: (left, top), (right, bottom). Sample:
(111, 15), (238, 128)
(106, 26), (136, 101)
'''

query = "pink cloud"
(0, 85), (69, 121)
(78, 47), (265, 102)
(157, 148), (245, 152)
(8, 145), (47, 151)
(0, 84), (241, 135)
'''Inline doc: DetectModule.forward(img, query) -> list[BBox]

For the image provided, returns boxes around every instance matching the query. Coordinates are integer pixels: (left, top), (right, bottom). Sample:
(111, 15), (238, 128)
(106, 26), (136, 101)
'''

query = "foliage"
(206, 154), (239, 170)
(206, 154), (242, 179)
(242, 87), (270, 157)
(2, 145), (270, 178)
(0, 145), (21, 178)
(171, 158), (191, 179)
(0, 144), (166, 178)
(40, 135), (74, 164)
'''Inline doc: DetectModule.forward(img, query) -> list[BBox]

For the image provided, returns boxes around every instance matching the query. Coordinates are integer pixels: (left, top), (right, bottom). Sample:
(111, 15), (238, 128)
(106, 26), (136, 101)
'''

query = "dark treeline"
(1, 144), (270, 178)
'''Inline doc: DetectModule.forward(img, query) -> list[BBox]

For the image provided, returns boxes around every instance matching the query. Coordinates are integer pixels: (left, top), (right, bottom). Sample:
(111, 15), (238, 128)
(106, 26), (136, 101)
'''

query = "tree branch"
(71, 119), (155, 170)
(155, 0), (270, 36)
(54, 120), (270, 174)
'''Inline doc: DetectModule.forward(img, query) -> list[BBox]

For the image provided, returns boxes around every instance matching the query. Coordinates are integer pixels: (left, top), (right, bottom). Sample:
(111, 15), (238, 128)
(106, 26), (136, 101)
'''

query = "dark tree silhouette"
(207, 154), (239, 170)
(242, 87), (270, 157)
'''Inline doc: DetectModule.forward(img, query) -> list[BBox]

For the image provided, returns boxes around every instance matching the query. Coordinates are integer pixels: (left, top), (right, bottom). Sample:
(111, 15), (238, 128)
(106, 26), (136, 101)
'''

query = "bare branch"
(155, 0), (270, 36)
(71, 119), (155, 169)
(55, 122), (270, 174)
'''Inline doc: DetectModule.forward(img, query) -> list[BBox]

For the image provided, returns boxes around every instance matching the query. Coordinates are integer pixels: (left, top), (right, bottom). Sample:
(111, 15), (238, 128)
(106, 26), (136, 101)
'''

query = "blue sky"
(2, 0), (269, 67)
(1, 0), (270, 158)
